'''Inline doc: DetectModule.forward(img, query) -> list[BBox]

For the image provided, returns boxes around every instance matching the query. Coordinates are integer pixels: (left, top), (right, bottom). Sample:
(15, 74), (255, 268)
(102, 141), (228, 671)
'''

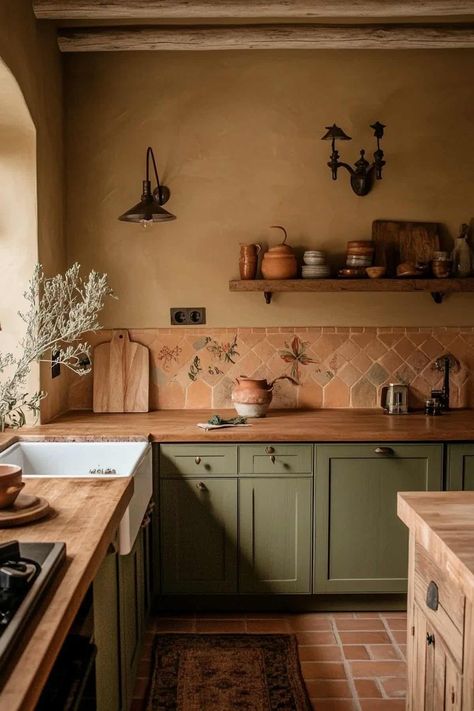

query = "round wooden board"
(0, 493), (51, 527)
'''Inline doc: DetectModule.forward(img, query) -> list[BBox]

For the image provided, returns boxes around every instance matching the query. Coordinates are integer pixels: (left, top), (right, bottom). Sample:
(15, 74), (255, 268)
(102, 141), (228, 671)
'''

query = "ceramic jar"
(260, 226), (297, 280)
(231, 377), (274, 417)
(239, 243), (261, 280)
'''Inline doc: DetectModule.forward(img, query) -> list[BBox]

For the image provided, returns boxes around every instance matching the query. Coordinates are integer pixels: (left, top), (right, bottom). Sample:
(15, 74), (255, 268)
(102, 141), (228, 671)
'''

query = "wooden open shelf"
(229, 278), (474, 304)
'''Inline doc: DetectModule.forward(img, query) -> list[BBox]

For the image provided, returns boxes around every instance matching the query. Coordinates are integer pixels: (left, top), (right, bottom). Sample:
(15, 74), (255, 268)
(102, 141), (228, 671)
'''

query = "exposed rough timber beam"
(57, 23), (474, 52)
(33, 1), (474, 21)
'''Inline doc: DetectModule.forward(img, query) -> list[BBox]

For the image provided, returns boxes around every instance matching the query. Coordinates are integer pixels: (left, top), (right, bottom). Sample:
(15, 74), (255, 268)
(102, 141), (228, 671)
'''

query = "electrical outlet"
(170, 308), (206, 325)
(51, 351), (61, 379)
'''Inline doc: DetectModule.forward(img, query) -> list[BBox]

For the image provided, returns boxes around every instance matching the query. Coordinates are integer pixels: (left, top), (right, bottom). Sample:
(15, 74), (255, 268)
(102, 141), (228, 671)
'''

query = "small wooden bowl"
(0, 464), (24, 509)
(366, 266), (386, 279)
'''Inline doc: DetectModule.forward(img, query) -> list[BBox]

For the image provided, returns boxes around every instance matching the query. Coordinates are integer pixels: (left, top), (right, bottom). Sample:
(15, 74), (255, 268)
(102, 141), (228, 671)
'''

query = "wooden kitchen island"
(398, 492), (474, 711)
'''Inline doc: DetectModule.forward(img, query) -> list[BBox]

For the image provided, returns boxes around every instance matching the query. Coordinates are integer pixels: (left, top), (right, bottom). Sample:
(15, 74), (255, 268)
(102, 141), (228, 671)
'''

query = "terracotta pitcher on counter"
(231, 375), (297, 418)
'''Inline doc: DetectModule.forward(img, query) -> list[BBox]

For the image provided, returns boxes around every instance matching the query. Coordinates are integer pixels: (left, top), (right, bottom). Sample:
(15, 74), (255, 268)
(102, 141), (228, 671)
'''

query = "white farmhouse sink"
(0, 441), (152, 555)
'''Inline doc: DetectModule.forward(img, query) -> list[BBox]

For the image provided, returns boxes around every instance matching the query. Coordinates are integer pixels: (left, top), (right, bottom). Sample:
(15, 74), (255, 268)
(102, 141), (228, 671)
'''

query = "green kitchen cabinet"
(239, 477), (313, 594)
(314, 444), (443, 594)
(160, 444), (237, 477)
(118, 527), (147, 710)
(447, 444), (474, 490)
(239, 444), (313, 476)
(94, 548), (122, 711)
(160, 477), (238, 594)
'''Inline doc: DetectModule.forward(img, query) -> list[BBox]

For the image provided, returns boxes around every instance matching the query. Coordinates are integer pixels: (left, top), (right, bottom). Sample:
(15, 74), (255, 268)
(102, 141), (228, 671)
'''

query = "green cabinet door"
(447, 444), (474, 490)
(239, 478), (312, 594)
(118, 528), (146, 711)
(160, 478), (238, 594)
(315, 444), (443, 594)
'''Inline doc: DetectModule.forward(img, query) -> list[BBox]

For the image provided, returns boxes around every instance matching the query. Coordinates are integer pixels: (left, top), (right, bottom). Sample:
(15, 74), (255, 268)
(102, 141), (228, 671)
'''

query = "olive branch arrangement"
(0, 263), (114, 431)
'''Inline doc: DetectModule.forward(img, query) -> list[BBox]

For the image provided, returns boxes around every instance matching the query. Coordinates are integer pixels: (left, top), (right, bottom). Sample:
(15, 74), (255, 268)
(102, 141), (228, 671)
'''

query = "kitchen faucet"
(432, 353), (459, 410)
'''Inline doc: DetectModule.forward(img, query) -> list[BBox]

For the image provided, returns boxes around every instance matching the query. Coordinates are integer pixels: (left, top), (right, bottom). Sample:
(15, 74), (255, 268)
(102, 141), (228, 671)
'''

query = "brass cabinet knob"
(195, 456), (201, 464)
(374, 446), (394, 456)
(196, 481), (207, 491)
(265, 446), (275, 454)
(426, 633), (435, 646)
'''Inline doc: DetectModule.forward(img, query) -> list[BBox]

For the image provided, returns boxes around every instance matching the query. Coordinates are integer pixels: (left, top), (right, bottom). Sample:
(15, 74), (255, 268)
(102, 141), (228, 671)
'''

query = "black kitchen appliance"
(0, 540), (66, 674)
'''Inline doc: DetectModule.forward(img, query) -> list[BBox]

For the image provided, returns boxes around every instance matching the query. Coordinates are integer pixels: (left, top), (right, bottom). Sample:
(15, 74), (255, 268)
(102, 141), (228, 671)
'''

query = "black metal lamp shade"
(321, 124), (352, 142)
(118, 147), (176, 225)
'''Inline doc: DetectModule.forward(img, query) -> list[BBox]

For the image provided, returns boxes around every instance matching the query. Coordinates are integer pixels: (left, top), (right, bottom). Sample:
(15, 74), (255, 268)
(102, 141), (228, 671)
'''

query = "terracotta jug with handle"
(231, 375), (297, 417)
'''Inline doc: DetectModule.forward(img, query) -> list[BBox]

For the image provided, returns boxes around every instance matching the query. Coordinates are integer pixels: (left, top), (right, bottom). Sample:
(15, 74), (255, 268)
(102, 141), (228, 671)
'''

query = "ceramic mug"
(240, 243), (261, 259)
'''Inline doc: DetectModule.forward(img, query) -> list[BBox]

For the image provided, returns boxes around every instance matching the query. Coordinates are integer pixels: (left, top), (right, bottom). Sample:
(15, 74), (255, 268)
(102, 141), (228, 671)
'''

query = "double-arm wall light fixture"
(321, 122), (386, 197)
(118, 146), (176, 227)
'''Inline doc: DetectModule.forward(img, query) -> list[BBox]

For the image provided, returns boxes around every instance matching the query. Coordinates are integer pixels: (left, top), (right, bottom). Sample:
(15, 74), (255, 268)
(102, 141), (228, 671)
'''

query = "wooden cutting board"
(372, 220), (440, 277)
(93, 330), (149, 413)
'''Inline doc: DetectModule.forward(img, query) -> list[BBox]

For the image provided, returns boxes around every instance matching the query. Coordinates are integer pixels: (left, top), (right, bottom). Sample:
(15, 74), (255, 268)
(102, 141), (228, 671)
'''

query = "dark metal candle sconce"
(321, 122), (386, 197)
(118, 146), (176, 227)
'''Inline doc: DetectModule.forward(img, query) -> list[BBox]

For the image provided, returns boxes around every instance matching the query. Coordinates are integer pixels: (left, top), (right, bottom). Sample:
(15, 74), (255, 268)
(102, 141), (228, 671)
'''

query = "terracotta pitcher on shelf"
(239, 243), (261, 280)
(231, 375), (297, 418)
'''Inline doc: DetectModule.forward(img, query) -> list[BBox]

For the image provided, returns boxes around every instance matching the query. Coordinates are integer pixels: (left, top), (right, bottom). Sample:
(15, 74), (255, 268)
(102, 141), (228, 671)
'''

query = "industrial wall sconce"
(321, 122), (386, 197)
(118, 146), (176, 227)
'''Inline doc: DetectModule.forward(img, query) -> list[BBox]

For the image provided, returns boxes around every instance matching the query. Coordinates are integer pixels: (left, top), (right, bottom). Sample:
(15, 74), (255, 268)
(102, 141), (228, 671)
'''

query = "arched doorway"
(0, 57), (39, 413)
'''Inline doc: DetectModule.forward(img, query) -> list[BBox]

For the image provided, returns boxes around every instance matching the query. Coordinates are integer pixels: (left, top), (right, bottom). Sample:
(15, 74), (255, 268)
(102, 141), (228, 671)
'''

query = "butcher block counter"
(398, 492), (474, 710)
(0, 476), (133, 711)
(6, 407), (474, 443)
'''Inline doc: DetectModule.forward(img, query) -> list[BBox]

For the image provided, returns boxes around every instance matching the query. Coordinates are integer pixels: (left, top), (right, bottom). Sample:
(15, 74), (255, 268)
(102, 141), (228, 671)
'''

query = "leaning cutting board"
(372, 220), (440, 277)
(93, 330), (149, 413)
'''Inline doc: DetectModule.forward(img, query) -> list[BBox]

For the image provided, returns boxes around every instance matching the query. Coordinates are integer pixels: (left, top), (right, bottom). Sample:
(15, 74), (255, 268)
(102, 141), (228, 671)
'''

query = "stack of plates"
(302, 251), (330, 279)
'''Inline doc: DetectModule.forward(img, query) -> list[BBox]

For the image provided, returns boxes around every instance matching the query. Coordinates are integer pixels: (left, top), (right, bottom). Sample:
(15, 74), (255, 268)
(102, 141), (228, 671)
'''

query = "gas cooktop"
(0, 540), (66, 673)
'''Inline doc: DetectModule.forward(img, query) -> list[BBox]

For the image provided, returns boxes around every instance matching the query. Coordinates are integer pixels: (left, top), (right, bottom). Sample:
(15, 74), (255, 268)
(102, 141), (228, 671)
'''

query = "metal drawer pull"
(265, 446), (275, 454)
(374, 446), (394, 455)
(195, 456), (201, 464)
(426, 633), (435, 646)
(196, 481), (207, 491)
(270, 455), (276, 464)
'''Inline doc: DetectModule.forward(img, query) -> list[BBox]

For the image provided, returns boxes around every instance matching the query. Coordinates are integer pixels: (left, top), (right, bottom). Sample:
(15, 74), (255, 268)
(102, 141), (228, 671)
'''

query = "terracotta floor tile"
(245, 612), (288, 619)
(298, 645), (343, 661)
(196, 612), (246, 620)
(305, 679), (352, 699)
(354, 613), (381, 618)
(289, 614), (333, 630)
(339, 631), (390, 645)
(381, 677), (407, 698)
(336, 618), (385, 631)
(360, 700), (406, 710)
(380, 612), (407, 619)
(343, 645), (370, 660)
(301, 661), (347, 680)
(384, 618), (408, 630)
(195, 620), (246, 633)
(154, 618), (195, 632)
(368, 645), (401, 660)
(354, 679), (382, 698)
(246, 619), (290, 633)
(331, 612), (357, 618)
(391, 631), (407, 644)
(311, 701), (357, 711)
(295, 631), (337, 645)
(350, 660), (407, 678)
(132, 676), (150, 699)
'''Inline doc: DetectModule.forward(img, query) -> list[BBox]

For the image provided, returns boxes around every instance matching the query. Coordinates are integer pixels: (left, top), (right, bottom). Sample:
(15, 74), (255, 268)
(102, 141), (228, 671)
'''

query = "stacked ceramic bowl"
(346, 241), (374, 268)
(301, 250), (330, 279)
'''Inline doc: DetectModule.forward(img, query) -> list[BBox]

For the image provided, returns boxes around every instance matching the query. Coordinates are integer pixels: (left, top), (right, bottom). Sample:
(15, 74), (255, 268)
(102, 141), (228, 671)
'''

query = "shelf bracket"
(264, 291), (272, 304)
(431, 292), (444, 304)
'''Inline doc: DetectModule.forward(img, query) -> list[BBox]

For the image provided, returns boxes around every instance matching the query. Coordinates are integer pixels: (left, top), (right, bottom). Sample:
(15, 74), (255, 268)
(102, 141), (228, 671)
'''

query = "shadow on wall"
(0, 55), (39, 415)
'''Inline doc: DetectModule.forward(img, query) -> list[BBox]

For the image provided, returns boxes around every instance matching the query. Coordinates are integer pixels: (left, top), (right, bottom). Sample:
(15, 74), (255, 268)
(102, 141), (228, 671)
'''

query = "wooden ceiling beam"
(57, 23), (474, 51)
(34, 1), (474, 21)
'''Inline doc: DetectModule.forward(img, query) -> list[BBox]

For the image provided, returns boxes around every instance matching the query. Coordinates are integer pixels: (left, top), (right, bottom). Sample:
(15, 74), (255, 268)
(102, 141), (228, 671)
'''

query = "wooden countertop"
(11, 408), (474, 443)
(398, 491), (474, 596)
(0, 476), (133, 711)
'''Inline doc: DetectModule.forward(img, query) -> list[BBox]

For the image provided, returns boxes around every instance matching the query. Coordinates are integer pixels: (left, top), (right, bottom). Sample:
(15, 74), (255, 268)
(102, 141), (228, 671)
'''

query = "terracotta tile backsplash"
(68, 327), (474, 411)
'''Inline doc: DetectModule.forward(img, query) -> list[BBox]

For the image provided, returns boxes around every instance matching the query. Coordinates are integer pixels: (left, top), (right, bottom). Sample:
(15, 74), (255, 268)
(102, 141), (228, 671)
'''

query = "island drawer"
(159, 444), (237, 477)
(239, 444), (313, 476)
(414, 542), (465, 668)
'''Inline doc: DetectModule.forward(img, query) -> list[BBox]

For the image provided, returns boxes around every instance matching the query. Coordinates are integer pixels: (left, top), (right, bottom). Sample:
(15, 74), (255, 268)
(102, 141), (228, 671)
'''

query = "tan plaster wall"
(65, 49), (474, 328)
(0, 1), (66, 422)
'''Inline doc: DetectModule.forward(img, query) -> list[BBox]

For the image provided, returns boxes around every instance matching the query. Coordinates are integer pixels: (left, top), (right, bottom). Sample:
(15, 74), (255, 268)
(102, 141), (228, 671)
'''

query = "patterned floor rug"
(146, 633), (312, 711)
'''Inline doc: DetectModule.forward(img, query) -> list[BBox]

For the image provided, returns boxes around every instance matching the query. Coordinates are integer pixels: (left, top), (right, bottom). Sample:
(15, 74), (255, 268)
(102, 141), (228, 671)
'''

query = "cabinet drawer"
(414, 542), (465, 668)
(239, 445), (313, 476)
(160, 445), (237, 477)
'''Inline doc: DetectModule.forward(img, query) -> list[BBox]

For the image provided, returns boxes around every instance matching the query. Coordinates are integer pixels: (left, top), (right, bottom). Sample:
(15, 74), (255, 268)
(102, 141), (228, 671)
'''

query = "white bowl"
(304, 257), (327, 266)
